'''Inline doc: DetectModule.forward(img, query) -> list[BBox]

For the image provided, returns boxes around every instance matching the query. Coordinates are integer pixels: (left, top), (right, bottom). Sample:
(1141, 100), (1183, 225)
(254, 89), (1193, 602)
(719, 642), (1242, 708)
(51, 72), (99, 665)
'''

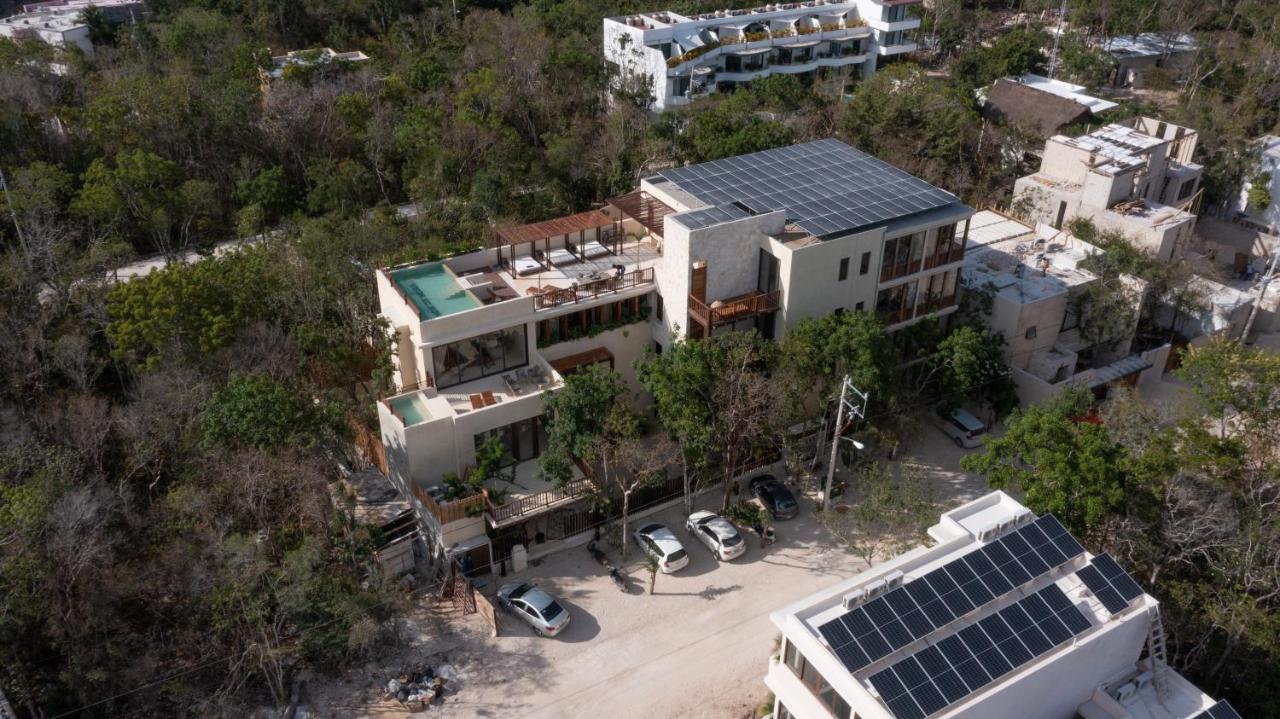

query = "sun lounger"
(579, 239), (611, 259)
(511, 254), (542, 276)
(546, 248), (577, 267)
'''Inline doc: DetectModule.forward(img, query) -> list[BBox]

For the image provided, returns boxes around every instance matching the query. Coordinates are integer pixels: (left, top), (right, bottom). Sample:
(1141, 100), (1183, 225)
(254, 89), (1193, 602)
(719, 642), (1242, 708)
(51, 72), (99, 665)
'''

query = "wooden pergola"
(607, 191), (675, 239)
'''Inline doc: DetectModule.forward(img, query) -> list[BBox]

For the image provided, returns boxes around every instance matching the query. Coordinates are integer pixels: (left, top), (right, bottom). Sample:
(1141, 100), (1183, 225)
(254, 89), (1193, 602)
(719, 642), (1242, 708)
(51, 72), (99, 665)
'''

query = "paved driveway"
(312, 434), (990, 719)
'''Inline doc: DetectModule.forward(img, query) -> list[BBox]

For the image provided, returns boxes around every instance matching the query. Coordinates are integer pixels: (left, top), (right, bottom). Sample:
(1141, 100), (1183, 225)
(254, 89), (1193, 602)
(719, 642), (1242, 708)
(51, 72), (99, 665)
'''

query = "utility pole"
(1046, 0), (1068, 79)
(822, 376), (868, 513)
(1242, 227), (1279, 343)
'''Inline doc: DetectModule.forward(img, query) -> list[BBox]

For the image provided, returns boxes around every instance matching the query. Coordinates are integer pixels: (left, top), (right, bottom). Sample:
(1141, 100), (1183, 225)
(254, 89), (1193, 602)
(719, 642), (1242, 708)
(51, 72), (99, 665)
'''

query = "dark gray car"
(749, 475), (799, 520)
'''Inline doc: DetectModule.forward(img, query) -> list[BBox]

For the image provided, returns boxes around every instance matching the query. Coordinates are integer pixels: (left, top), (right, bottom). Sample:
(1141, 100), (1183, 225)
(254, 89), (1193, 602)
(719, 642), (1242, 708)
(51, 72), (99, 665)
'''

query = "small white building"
(1012, 117), (1203, 261)
(1230, 135), (1280, 234)
(962, 210), (1163, 406)
(263, 47), (371, 81)
(0, 0), (145, 55)
(765, 491), (1240, 719)
(1098, 33), (1198, 89)
(603, 0), (922, 111)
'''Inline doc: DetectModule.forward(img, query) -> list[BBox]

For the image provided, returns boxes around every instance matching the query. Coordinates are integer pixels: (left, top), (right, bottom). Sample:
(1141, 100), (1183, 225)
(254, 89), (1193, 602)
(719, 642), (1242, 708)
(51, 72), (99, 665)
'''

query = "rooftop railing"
(534, 267), (655, 310)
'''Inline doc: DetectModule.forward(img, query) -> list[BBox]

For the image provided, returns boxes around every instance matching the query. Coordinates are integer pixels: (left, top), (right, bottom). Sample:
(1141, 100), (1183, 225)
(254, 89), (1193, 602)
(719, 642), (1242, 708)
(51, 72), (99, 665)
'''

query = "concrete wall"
(540, 321), (655, 398)
(776, 227), (883, 334)
(993, 292), (1070, 369)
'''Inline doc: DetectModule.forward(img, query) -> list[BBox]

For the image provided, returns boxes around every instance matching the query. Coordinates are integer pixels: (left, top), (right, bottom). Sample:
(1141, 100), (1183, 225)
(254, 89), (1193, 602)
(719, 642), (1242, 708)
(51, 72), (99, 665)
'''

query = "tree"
(538, 364), (626, 485)
(105, 245), (279, 369)
(202, 372), (347, 451)
(72, 150), (217, 257)
(601, 408), (679, 561)
(640, 332), (784, 512)
(779, 310), (898, 410)
(960, 388), (1127, 538)
(1246, 172), (1272, 211)
(820, 461), (937, 566)
(923, 325), (1017, 420)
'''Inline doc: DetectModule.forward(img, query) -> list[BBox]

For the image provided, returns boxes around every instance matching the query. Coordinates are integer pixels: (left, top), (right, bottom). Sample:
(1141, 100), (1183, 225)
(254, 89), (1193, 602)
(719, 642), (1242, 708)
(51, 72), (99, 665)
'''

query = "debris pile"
(383, 663), (458, 709)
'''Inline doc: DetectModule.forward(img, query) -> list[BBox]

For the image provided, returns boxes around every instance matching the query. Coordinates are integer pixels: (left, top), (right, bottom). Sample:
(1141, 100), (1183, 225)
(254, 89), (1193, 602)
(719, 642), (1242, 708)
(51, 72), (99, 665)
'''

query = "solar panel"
(655, 138), (961, 237)
(1192, 700), (1243, 719)
(868, 583), (1093, 719)
(1074, 554), (1144, 616)
(819, 514), (1085, 674)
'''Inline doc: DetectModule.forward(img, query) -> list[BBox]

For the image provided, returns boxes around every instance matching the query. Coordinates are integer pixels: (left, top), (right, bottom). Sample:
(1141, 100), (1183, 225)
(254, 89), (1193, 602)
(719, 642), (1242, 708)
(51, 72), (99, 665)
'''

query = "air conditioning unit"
(976, 522), (1001, 543)
(883, 570), (904, 591)
(842, 588), (866, 610)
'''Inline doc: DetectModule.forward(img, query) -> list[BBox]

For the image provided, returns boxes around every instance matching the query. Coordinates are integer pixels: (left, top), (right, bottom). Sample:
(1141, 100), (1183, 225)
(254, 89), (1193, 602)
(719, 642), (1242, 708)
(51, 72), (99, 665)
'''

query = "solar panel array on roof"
(673, 203), (749, 230)
(655, 138), (960, 237)
(869, 583), (1093, 719)
(1075, 553), (1145, 615)
(1192, 700), (1243, 719)
(818, 515), (1084, 673)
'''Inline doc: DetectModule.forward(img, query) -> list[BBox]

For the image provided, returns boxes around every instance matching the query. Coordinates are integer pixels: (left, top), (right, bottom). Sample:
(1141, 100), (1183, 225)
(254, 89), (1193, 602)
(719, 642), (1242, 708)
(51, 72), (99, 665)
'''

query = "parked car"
(633, 522), (690, 573)
(685, 511), (746, 561)
(749, 475), (799, 520)
(496, 582), (571, 637)
(933, 407), (987, 448)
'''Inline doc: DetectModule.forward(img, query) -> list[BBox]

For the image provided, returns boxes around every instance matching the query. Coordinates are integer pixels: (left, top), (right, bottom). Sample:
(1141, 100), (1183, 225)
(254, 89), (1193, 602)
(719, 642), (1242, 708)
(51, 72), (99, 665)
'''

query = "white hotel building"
(766, 491), (1242, 719)
(376, 138), (970, 571)
(604, 0), (921, 111)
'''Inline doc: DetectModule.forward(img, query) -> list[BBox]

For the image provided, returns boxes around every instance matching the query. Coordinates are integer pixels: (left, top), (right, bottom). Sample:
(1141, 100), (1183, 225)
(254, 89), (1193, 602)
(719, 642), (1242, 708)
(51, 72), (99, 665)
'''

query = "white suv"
(686, 511), (746, 561)
(633, 523), (690, 573)
(933, 407), (988, 449)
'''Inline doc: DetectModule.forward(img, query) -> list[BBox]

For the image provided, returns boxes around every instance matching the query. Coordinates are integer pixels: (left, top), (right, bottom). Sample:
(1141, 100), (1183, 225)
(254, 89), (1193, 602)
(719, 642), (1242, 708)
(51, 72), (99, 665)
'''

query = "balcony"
(878, 40), (918, 55)
(688, 289), (780, 330)
(880, 258), (921, 283)
(532, 267), (655, 310)
(917, 291), (959, 315)
(485, 460), (594, 528)
(922, 245), (965, 271)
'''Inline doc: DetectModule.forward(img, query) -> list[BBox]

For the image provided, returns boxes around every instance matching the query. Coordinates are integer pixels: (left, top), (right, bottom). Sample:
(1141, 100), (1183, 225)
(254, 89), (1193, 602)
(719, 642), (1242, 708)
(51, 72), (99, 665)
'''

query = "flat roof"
(1009, 74), (1118, 114)
(773, 492), (1220, 719)
(1060, 123), (1167, 174)
(1102, 32), (1197, 59)
(652, 138), (965, 238)
(963, 210), (1098, 304)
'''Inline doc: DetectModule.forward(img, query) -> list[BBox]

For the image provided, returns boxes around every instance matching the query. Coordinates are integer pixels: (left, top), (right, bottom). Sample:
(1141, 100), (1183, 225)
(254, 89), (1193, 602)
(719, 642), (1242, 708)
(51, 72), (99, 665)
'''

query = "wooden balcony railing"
(880, 259), (920, 283)
(486, 478), (594, 524)
(923, 246), (965, 271)
(688, 290), (781, 328)
(917, 292), (960, 315)
(878, 305), (915, 325)
(535, 267), (655, 310)
(412, 483), (486, 525)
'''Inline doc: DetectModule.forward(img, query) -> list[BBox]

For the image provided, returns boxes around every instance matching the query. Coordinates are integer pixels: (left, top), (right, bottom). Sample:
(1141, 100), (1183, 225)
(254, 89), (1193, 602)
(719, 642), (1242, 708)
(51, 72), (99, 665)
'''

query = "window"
(839, 257), (850, 281)
(758, 249), (780, 293)
(855, 301), (865, 312)
(859, 251), (871, 275)
(1061, 301), (1080, 331)
(656, 294), (664, 321)
(1178, 179), (1197, 201)
(1025, 326), (1037, 340)
(475, 416), (548, 467)
(782, 642), (852, 719)
(433, 325), (527, 389)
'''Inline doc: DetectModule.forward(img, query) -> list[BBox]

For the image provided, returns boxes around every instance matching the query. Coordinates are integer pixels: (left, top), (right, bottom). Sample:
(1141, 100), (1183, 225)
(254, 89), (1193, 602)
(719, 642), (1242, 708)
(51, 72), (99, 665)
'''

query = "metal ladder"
(1146, 605), (1171, 697)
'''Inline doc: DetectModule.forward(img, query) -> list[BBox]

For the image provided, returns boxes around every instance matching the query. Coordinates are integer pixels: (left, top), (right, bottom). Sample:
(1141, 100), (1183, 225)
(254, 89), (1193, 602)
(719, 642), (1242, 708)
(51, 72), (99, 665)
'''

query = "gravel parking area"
(312, 430), (991, 719)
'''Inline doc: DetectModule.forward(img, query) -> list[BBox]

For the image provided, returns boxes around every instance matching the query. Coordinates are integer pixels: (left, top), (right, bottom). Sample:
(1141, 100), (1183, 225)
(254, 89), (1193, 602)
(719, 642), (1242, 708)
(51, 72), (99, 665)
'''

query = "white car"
(496, 582), (571, 637)
(933, 407), (988, 449)
(633, 522), (690, 573)
(686, 511), (746, 561)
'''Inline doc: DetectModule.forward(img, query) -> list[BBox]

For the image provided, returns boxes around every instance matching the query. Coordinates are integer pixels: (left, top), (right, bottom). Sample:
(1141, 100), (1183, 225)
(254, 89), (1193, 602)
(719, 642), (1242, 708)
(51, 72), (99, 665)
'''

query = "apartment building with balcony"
(377, 138), (969, 571)
(962, 210), (1168, 407)
(765, 490), (1239, 719)
(1012, 117), (1203, 261)
(604, 0), (921, 111)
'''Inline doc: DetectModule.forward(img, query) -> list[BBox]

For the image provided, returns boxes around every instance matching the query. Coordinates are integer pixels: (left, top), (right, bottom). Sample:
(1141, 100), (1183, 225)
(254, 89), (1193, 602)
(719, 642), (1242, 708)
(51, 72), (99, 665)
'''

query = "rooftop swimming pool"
(389, 263), (480, 319)
(389, 393), (432, 426)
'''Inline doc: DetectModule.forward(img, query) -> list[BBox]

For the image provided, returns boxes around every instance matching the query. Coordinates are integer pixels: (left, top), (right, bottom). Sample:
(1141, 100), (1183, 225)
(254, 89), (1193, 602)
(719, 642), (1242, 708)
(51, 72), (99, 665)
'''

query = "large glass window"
(433, 325), (528, 389)
(474, 416), (548, 468)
